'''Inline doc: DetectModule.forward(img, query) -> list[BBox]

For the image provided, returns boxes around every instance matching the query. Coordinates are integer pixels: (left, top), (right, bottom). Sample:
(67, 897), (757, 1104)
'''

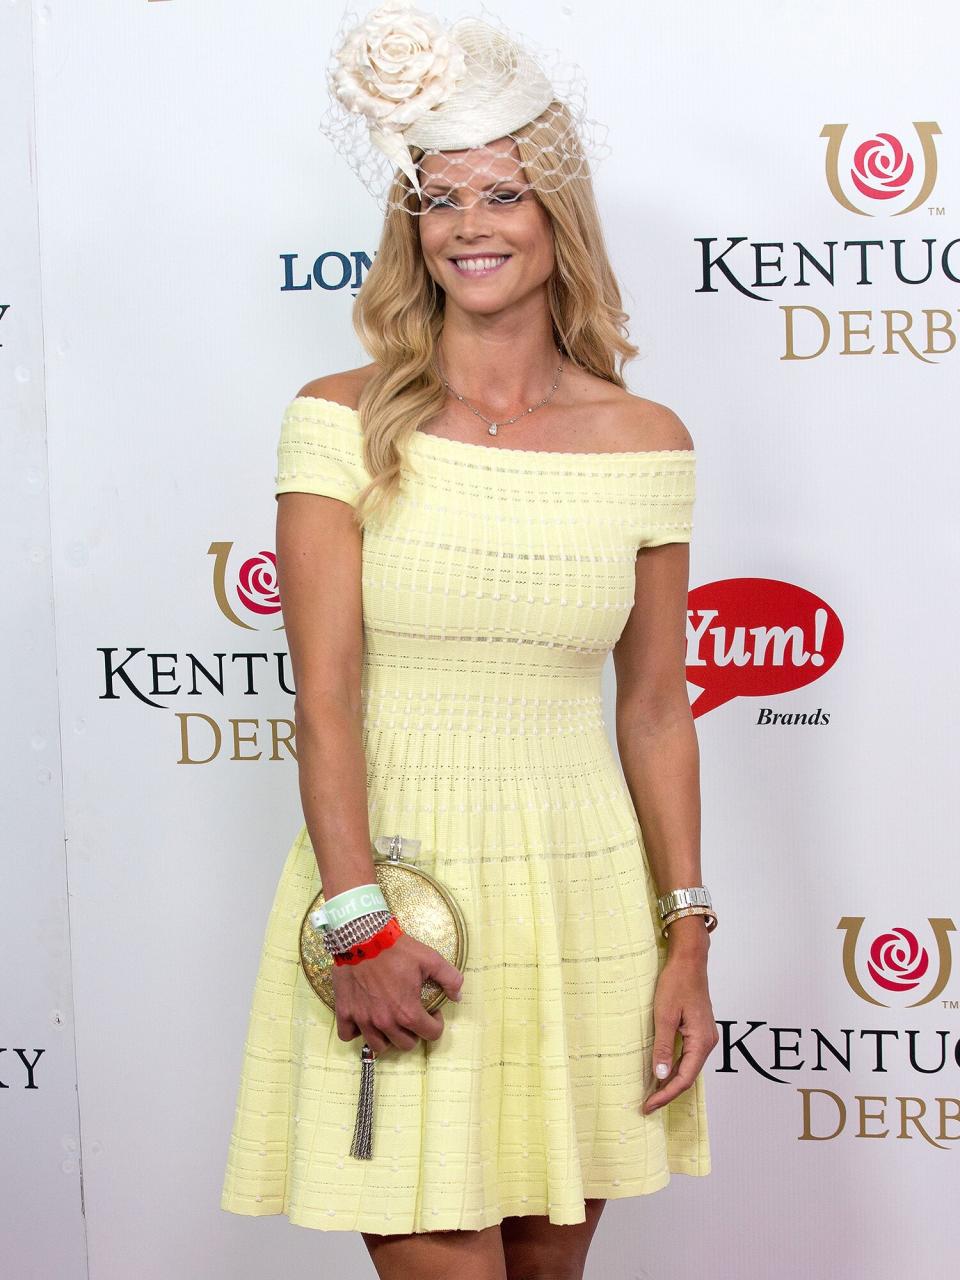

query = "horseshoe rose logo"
(820, 121), (941, 216)
(838, 916), (955, 1007)
(209, 542), (284, 630)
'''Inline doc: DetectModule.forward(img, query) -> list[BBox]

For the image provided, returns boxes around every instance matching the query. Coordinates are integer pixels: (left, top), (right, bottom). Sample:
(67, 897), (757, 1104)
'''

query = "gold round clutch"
(299, 834), (470, 1015)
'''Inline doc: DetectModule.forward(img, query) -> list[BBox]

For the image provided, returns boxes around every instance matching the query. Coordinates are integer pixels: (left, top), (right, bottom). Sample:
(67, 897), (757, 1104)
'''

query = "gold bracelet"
(661, 905), (717, 940)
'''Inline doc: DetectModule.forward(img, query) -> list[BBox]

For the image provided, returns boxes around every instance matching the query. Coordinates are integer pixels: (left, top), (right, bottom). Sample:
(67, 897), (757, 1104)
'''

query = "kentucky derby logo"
(838, 916), (956, 1007)
(209, 541), (283, 629)
(820, 121), (941, 215)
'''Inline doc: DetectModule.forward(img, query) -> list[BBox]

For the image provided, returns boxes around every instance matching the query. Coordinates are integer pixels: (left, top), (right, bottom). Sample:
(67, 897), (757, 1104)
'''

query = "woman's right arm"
(276, 483), (371, 900)
(275, 398), (463, 1055)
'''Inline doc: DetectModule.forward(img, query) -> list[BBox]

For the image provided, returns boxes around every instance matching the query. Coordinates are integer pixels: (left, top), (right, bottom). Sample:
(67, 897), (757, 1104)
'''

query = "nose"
(452, 193), (494, 240)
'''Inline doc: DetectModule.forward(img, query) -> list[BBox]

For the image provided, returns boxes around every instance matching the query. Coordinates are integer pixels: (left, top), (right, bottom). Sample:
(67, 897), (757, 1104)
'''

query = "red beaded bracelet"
(332, 916), (404, 966)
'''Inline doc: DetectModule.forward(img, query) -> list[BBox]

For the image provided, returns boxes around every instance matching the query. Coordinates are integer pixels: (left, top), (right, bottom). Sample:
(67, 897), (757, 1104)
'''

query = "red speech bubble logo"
(686, 578), (844, 718)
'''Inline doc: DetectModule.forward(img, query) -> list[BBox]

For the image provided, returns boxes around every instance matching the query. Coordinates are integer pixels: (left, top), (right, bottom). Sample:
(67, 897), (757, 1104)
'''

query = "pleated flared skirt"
(220, 703), (711, 1234)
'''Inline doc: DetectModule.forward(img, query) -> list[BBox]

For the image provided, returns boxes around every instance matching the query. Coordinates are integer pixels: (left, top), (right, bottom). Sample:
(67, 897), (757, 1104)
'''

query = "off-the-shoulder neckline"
(288, 396), (697, 462)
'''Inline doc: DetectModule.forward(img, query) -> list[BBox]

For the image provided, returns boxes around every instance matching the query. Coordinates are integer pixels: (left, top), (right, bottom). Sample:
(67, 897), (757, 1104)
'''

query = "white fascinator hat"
(318, 0), (612, 214)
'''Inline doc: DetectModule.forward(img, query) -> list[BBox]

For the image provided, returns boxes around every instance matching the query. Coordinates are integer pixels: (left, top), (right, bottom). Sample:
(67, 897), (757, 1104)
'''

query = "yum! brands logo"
(685, 578), (843, 719)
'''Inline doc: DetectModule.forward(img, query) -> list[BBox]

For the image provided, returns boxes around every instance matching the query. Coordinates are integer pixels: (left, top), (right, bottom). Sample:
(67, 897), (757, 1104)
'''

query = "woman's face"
(416, 137), (555, 317)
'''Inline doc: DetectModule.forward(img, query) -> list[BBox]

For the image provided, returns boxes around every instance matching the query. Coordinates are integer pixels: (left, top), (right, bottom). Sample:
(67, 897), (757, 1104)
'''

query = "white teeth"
(453, 256), (508, 271)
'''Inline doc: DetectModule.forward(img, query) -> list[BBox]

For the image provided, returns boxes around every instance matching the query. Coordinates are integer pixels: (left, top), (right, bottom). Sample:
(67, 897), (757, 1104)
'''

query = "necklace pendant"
(488, 423), (498, 436)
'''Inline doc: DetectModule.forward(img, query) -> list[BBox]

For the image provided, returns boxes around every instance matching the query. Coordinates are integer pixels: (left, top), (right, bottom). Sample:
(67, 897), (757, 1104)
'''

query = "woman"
(222, 6), (718, 1278)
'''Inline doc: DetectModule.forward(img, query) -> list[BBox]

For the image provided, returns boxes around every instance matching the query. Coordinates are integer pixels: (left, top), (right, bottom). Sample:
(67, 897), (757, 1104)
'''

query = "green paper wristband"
(312, 882), (389, 931)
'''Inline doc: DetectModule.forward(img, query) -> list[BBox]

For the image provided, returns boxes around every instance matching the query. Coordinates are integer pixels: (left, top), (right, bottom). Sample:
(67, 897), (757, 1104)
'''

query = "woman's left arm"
(612, 527), (720, 1116)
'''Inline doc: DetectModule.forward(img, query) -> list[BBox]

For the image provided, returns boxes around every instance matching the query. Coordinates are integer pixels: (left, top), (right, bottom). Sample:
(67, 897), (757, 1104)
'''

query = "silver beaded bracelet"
(321, 909), (396, 956)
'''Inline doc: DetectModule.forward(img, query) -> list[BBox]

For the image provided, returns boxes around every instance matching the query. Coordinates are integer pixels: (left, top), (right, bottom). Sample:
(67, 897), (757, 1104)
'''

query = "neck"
(436, 303), (562, 416)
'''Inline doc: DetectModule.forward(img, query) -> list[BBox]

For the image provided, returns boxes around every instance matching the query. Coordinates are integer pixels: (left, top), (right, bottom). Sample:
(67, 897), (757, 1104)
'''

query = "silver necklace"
(438, 346), (565, 436)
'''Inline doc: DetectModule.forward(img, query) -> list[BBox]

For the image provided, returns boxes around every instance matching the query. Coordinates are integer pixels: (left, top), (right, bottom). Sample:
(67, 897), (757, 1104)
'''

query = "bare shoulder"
(567, 368), (694, 451)
(616, 391), (695, 452)
(294, 362), (379, 409)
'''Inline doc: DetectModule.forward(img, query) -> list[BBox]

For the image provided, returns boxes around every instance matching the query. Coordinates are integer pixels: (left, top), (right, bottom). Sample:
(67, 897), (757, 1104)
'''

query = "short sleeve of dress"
(274, 397), (367, 507)
(636, 452), (696, 549)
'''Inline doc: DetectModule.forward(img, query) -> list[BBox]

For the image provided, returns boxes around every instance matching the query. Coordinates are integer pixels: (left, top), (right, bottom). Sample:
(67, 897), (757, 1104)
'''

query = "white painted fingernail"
(655, 1062), (670, 1079)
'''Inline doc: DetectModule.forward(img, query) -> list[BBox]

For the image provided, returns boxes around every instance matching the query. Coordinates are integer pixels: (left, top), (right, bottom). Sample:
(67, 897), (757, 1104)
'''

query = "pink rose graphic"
(866, 926), (929, 992)
(851, 132), (914, 200)
(237, 551), (281, 617)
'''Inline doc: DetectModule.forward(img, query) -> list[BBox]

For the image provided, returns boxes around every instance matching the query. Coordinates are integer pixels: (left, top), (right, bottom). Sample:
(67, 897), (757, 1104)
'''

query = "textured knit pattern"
(220, 395), (710, 1234)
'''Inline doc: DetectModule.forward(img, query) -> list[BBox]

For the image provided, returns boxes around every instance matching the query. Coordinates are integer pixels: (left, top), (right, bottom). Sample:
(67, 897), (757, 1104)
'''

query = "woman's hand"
(641, 936), (719, 1115)
(331, 931), (464, 1056)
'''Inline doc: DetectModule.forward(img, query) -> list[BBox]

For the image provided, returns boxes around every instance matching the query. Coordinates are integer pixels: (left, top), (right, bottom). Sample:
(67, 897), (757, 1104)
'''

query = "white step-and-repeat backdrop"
(4, 1), (957, 1277)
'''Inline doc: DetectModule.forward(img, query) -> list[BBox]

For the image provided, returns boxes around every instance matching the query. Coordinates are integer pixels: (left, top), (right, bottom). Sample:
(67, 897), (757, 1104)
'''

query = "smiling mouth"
(449, 255), (511, 277)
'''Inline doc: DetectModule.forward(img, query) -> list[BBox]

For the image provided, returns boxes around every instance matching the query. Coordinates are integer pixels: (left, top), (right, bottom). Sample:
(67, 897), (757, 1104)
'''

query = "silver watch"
(657, 886), (712, 920)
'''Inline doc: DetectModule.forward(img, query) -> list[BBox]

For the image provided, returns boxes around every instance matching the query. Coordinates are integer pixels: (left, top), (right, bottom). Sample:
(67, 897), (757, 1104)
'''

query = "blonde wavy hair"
(350, 101), (638, 529)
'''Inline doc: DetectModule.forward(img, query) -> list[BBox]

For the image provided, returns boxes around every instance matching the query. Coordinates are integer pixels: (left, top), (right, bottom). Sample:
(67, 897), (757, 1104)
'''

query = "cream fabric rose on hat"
(329, 0), (467, 191)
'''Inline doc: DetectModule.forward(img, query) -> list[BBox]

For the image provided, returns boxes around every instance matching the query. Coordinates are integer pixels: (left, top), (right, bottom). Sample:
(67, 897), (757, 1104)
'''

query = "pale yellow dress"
(220, 395), (711, 1234)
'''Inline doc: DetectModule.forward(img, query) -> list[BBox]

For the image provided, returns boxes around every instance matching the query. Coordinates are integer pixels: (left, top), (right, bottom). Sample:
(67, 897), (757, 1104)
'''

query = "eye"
(422, 190), (523, 209)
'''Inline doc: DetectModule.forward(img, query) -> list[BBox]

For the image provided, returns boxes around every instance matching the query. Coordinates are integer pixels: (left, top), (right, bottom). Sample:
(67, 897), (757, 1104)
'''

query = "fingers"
(353, 1014), (419, 1054)
(422, 951), (464, 1003)
(408, 1003), (446, 1043)
(380, 1001), (442, 1051)
(642, 1033), (715, 1114)
(338, 1002), (446, 1054)
(336, 1009), (391, 1055)
(642, 968), (719, 1114)
(332, 939), (462, 1054)
(360, 1029), (390, 1056)
(645, 1007), (681, 1108)
(335, 1011), (361, 1042)
(641, 1055), (689, 1113)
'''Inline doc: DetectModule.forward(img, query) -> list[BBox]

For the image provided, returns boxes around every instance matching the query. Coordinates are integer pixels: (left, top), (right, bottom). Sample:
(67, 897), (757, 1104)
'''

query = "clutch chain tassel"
(349, 1043), (376, 1159)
